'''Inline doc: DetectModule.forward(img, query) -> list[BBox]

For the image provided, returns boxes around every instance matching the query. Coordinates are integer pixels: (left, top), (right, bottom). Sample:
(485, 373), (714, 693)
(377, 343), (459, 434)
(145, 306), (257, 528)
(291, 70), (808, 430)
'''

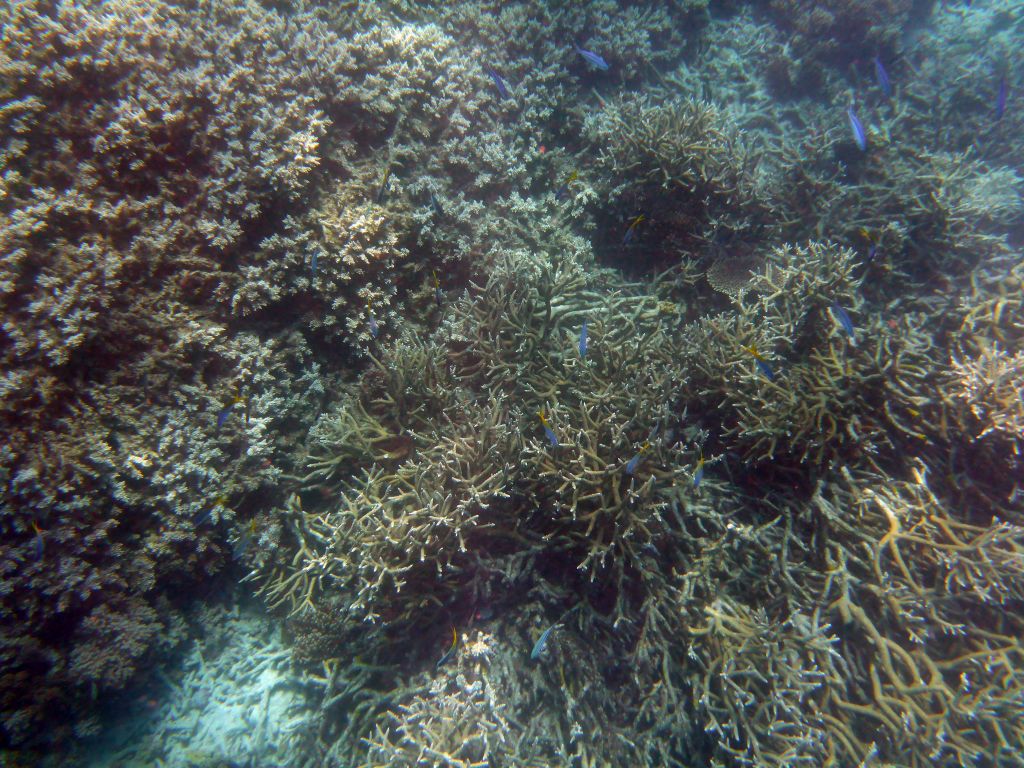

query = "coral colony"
(0, 1), (1022, 767)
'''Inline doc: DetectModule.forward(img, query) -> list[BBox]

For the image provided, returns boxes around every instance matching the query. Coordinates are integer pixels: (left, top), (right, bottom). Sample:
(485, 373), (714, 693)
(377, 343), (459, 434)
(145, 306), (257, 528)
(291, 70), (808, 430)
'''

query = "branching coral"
(767, 0), (913, 73)
(0, 0), (354, 743)
(774, 121), (1022, 290)
(950, 344), (1024, 444)
(247, 213), (1024, 768)
(804, 464), (1024, 766)
(675, 240), (941, 469)
(585, 96), (777, 266)
(3, 0), (1023, 765)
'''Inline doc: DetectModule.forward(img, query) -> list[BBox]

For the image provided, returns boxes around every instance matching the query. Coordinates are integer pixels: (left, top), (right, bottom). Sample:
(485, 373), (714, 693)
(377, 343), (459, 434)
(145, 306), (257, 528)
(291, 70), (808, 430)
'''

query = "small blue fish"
(744, 345), (775, 380)
(625, 441), (649, 476)
(847, 105), (867, 151)
(692, 456), (705, 489)
(30, 521), (44, 561)
(538, 411), (559, 447)
(531, 622), (558, 660)
(233, 520), (257, 560)
(367, 300), (380, 338)
(831, 300), (857, 346)
(429, 192), (444, 217)
(195, 496), (227, 527)
(874, 57), (891, 98)
(996, 75), (1008, 121)
(376, 166), (391, 204)
(217, 402), (234, 429)
(485, 67), (509, 99)
(578, 320), (588, 358)
(622, 214), (645, 245)
(866, 244), (878, 265)
(310, 250), (318, 276)
(436, 626), (458, 668)
(574, 44), (609, 71)
(554, 170), (578, 200)
(755, 359), (775, 380)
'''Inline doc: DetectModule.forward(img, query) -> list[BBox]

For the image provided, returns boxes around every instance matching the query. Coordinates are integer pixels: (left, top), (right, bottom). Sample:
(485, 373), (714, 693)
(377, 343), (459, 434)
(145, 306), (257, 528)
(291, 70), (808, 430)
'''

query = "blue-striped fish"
(831, 300), (857, 346)
(622, 214), (645, 245)
(217, 402), (235, 429)
(996, 75), (1008, 121)
(625, 441), (650, 476)
(574, 44), (609, 71)
(531, 622), (559, 660)
(217, 395), (245, 430)
(692, 455), (705, 489)
(367, 300), (380, 339)
(233, 519), (258, 560)
(376, 166), (391, 203)
(578, 321), (588, 358)
(744, 345), (775, 380)
(30, 521), (44, 561)
(485, 67), (509, 99)
(555, 170), (578, 200)
(436, 626), (458, 668)
(429, 192), (444, 217)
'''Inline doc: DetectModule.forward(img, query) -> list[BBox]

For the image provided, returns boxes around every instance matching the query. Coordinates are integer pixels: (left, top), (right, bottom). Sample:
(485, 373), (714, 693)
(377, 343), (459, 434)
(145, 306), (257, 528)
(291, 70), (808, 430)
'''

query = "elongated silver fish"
(847, 105), (867, 151)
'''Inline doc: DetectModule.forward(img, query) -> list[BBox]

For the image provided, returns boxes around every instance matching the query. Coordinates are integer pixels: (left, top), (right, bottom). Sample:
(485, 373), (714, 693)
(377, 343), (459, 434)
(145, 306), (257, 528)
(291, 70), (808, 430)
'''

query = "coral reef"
(81, 603), (320, 768)
(0, 0), (355, 744)
(584, 95), (778, 271)
(262, 239), (1024, 767)
(2, 0), (1023, 766)
(766, 0), (913, 90)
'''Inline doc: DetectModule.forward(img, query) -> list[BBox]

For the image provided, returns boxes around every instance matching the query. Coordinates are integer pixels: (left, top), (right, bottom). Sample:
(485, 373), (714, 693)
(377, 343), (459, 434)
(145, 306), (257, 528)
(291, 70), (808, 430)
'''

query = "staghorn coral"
(767, 0), (913, 76)
(950, 344), (1024, 445)
(891, 3), (1024, 166)
(805, 464), (1024, 766)
(585, 95), (778, 268)
(685, 599), (840, 766)
(271, 226), (1024, 768)
(677, 240), (935, 468)
(246, 218), (1024, 768)
(2, 0), (1023, 765)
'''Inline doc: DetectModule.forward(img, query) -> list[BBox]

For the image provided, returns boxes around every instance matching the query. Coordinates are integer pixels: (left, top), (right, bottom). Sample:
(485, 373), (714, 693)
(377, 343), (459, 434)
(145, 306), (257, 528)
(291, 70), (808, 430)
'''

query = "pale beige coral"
(950, 344), (1024, 441)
